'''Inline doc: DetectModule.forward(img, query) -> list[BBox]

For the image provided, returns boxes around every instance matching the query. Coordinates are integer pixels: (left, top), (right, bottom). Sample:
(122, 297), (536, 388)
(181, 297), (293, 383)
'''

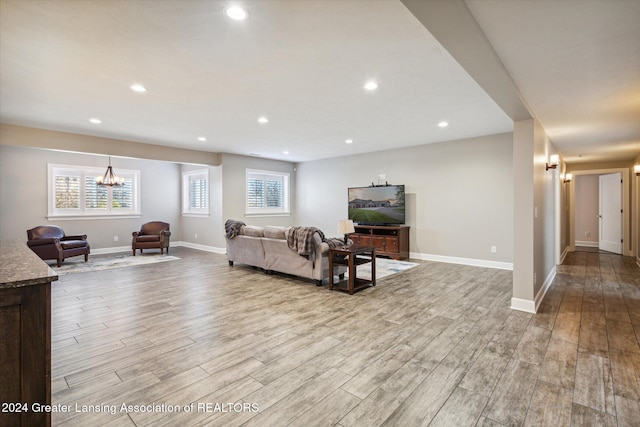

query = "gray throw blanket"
(287, 226), (322, 258)
(287, 226), (344, 263)
(225, 220), (245, 239)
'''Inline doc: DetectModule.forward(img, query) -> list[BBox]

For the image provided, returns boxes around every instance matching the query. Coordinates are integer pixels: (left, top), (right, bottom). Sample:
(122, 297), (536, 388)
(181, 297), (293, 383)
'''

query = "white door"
(599, 173), (622, 254)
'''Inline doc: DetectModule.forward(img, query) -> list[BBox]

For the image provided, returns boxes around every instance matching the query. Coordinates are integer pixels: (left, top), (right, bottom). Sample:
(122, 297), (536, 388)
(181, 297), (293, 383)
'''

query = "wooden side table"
(328, 245), (376, 294)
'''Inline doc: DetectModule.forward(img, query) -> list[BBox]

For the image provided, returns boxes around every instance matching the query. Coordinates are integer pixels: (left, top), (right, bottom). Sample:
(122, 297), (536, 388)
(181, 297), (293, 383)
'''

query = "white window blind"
(182, 169), (209, 216)
(112, 179), (134, 210)
(246, 169), (290, 215)
(54, 173), (81, 210)
(84, 175), (108, 209)
(48, 164), (140, 218)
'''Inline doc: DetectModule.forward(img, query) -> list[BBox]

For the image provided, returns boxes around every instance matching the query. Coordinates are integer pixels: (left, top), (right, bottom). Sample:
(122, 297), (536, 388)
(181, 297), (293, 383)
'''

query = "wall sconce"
(634, 164), (640, 176)
(563, 173), (572, 183)
(546, 154), (559, 171)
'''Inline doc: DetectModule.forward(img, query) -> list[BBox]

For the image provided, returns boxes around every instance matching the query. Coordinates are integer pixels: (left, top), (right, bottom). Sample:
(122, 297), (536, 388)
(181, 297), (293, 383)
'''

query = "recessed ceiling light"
(225, 6), (248, 20)
(282, 151), (289, 155)
(345, 139), (353, 144)
(130, 84), (147, 93)
(438, 121), (449, 128)
(197, 136), (206, 142)
(89, 118), (102, 124)
(258, 116), (269, 124)
(364, 81), (378, 91)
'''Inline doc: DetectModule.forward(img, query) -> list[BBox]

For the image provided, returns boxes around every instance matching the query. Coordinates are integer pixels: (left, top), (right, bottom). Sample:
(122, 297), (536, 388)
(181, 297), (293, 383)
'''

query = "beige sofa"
(225, 225), (346, 285)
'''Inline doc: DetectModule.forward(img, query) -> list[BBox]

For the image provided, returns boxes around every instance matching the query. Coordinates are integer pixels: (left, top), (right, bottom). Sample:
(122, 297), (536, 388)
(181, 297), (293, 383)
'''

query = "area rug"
(51, 254), (180, 275)
(345, 257), (419, 281)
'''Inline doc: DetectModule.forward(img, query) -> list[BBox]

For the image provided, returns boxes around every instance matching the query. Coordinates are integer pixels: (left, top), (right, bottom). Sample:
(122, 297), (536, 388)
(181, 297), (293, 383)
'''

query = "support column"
(512, 119), (536, 312)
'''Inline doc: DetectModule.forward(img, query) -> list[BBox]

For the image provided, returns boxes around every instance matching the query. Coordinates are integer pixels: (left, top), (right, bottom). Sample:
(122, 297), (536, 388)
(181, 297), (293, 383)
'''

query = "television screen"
(348, 185), (405, 225)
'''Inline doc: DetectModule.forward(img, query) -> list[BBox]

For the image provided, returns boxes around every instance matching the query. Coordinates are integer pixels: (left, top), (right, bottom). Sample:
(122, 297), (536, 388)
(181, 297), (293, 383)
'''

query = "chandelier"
(96, 157), (125, 186)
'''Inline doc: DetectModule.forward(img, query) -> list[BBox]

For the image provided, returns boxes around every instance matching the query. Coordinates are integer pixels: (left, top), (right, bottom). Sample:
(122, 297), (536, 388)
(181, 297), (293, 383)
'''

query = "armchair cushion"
(135, 235), (162, 242)
(60, 240), (89, 250)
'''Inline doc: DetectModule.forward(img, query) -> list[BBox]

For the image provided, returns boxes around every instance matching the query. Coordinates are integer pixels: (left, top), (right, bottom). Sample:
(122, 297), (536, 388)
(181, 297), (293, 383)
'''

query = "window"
(48, 164), (140, 218)
(182, 169), (209, 216)
(246, 169), (290, 216)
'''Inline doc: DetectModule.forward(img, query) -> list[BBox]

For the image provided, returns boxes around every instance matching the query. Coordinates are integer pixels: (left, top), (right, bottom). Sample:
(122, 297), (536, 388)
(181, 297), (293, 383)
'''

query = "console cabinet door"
(372, 236), (386, 251)
(385, 237), (399, 253)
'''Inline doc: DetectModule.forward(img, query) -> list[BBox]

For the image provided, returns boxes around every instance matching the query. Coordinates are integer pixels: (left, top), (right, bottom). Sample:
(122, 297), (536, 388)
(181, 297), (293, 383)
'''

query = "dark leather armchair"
(27, 225), (90, 267)
(132, 221), (171, 256)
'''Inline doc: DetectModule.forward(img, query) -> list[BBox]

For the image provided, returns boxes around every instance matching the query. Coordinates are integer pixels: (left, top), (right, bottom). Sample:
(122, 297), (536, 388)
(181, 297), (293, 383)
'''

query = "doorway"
(599, 173), (622, 254)
(567, 168), (630, 257)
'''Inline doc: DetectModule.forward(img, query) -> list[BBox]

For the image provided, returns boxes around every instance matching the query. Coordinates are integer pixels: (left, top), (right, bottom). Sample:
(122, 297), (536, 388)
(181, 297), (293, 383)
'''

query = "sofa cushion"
(242, 226), (264, 237)
(263, 226), (287, 240)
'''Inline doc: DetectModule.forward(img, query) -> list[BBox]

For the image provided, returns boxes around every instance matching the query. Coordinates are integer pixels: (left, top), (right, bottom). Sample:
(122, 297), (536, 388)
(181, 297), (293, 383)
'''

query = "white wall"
(512, 118), (559, 312)
(180, 153), (298, 250)
(534, 119), (557, 299)
(295, 133), (514, 266)
(0, 144), (181, 250)
(180, 164), (225, 250)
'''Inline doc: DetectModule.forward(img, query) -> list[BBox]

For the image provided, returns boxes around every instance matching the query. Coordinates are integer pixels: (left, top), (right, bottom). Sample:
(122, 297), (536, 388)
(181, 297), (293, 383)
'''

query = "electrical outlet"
(491, 246), (497, 253)
(585, 231), (590, 237)
(114, 236), (118, 242)
(195, 233), (198, 239)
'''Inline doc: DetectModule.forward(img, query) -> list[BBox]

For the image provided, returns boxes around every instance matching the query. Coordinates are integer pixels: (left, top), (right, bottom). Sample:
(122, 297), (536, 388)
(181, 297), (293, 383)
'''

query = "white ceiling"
(1, 0), (638, 164)
(465, 0), (640, 164)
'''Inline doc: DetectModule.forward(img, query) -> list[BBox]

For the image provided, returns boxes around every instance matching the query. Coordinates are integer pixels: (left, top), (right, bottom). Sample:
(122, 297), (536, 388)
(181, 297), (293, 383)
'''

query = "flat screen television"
(348, 185), (405, 225)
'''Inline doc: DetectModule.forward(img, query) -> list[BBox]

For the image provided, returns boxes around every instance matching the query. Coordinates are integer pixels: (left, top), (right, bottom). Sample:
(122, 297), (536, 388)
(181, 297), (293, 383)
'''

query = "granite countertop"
(0, 240), (58, 288)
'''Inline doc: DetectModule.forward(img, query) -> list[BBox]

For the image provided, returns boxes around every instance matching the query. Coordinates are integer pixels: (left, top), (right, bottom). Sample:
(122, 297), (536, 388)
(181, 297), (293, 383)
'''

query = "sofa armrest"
(317, 242), (330, 254)
(160, 230), (172, 237)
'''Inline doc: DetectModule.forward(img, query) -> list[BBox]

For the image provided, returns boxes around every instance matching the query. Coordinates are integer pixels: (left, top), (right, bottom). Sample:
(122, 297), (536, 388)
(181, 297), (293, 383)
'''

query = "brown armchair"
(132, 221), (171, 256)
(27, 225), (90, 267)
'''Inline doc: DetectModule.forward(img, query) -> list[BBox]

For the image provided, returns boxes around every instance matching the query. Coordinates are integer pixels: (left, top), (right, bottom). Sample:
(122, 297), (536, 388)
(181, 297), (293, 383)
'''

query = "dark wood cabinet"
(349, 225), (409, 260)
(1, 241), (57, 427)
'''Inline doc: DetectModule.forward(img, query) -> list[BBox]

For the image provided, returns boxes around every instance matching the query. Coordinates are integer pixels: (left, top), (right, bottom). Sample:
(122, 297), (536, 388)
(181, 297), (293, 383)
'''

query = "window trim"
(182, 168), (210, 217)
(245, 168), (290, 216)
(47, 163), (141, 219)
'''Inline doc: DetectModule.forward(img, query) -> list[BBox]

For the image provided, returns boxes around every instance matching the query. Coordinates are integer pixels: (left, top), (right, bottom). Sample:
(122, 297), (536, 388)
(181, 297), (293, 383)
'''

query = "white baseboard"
(92, 246), (512, 270)
(91, 245), (131, 255)
(536, 266), (556, 311)
(90, 241), (226, 255)
(410, 252), (513, 271)
(510, 265), (556, 314)
(510, 297), (536, 313)
(575, 240), (599, 248)
(560, 247), (570, 264)
(176, 241), (226, 254)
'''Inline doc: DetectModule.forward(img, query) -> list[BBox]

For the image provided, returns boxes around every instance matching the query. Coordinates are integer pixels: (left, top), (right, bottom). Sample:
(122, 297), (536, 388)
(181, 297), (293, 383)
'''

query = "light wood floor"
(50, 247), (640, 426)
